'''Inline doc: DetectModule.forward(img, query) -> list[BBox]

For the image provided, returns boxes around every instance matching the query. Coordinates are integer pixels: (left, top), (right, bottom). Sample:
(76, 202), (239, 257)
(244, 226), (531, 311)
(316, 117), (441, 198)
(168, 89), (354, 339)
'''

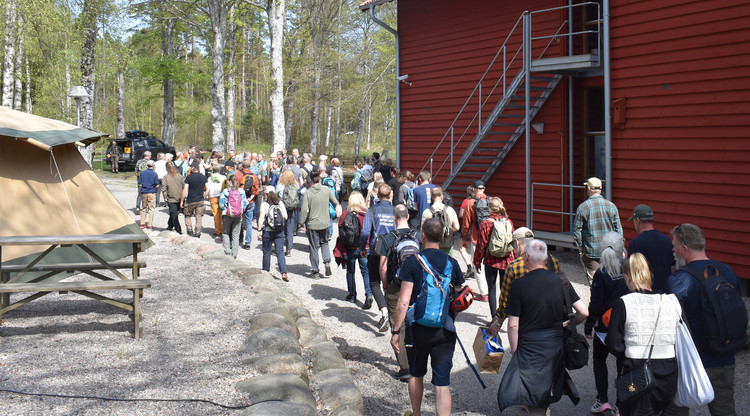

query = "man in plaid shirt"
(573, 177), (622, 286)
(489, 227), (561, 333)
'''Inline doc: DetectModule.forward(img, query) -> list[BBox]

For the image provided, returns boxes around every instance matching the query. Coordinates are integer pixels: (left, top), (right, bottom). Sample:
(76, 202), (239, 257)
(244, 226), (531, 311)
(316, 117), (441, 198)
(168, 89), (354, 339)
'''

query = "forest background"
(0, 0), (397, 161)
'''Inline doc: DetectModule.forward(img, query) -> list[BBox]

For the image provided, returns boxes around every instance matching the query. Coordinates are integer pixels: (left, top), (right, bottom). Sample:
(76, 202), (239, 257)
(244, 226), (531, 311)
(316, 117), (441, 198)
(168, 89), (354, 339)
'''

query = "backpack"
(404, 183), (417, 211)
(429, 206), (454, 251)
(487, 217), (514, 258)
(226, 189), (244, 217)
(339, 211), (361, 248)
(241, 170), (259, 197)
(407, 254), (453, 328)
(265, 204), (285, 232)
(386, 230), (420, 284)
(321, 177), (338, 219)
(682, 263), (748, 355)
(281, 185), (300, 210)
(351, 170), (362, 190)
(474, 198), (490, 227)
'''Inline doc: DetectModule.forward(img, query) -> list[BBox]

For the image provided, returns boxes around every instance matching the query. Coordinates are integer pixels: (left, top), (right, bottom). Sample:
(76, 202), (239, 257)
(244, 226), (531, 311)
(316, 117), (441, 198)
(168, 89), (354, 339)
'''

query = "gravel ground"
(1, 173), (748, 415)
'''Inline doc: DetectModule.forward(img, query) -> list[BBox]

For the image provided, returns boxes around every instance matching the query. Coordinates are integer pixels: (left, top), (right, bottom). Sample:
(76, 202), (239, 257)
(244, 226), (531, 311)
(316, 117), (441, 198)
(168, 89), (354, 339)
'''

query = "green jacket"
(300, 183), (338, 231)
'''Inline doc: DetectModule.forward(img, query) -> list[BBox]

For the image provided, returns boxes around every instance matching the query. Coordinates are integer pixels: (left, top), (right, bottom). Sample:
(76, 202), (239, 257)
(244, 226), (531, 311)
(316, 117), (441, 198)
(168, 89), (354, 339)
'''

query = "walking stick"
(455, 331), (487, 389)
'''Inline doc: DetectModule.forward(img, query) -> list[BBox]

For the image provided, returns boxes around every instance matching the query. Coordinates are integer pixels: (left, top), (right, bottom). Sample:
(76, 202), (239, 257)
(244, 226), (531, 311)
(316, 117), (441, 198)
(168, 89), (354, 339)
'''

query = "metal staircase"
(421, 3), (601, 200)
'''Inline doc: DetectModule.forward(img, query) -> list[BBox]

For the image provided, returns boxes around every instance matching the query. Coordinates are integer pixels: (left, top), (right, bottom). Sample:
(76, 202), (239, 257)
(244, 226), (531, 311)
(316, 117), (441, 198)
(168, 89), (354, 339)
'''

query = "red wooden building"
(361, 0), (750, 281)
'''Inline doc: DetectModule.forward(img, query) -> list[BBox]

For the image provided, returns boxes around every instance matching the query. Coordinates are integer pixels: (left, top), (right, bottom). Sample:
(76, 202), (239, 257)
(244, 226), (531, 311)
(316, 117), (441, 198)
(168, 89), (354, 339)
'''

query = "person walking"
(461, 180), (490, 299)
(389, 218), (466, 416)
(626, 204), (674, 293)
(181, 162), (208, 237)
(219, 174), (247, 258)
(473, 197), (516, 317)
(138, 160), (159, 231)
(276, 169), (300, 257)
(300, 169), (341, 279)
(257, 186), (288, 281)
(134, 150), (152, 214)
(338, 191), (371, 303)
(573, 177), (623, 285)
(161, 162), (184, 234)
(108, 141), (121, 173)
(207, 164), (226, 237)
(585, 231), (629, 416)
(606, 253), (680, 416)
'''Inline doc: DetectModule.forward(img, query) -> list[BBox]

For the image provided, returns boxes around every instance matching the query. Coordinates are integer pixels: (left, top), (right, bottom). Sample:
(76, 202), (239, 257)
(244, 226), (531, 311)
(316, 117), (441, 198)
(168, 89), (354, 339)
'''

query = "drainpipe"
(368, 5), (400, 168)
(603, 0), (612, 199)
(524, 13), (532, 227)
(567, 0), (574, 231)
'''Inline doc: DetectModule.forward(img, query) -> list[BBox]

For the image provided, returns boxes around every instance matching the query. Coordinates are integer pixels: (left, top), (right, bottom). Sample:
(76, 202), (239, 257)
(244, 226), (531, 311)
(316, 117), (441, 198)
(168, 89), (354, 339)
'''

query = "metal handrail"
(421, 2), (601, 184)
(530, 182), (586, 231)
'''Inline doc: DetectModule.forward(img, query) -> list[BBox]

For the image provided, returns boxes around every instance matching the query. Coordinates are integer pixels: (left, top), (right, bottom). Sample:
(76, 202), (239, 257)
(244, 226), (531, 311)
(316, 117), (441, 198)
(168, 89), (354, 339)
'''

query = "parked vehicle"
(106, 130), (175, 170)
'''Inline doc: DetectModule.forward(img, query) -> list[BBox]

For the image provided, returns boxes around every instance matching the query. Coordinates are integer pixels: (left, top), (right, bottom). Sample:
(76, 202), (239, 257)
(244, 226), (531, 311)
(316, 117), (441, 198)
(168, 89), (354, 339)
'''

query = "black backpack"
(474, 198), (490, 227)
(429, 206), (454, 251)
(386, 229), (421, 284)
(682, 262), (747, 355)
(265, 204), (285, 232)
(339, 211), (361, 248)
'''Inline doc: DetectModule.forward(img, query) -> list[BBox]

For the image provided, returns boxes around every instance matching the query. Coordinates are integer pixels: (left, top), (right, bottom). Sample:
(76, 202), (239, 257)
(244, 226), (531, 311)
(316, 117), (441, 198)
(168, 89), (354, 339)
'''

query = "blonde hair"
(488, 197), (508, 218)
(347, 191), (367, 214)
(624, 253), (652, 291)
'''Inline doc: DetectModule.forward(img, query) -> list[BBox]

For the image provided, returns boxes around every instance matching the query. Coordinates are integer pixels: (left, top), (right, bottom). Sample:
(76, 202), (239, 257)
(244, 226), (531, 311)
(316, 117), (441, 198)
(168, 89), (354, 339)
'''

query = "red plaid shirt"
(473, 213), (516, 270)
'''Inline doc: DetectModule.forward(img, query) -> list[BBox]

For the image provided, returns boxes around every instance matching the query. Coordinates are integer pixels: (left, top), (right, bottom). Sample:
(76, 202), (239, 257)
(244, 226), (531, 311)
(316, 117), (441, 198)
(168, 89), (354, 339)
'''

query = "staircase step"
(491, 123), (520, 128)
(530, 75), (557, 81)
(464, 164), (495, 168)
(468, 155), (500, 160)
(497, 114), (525, 118)
(505, 104), (541, 110)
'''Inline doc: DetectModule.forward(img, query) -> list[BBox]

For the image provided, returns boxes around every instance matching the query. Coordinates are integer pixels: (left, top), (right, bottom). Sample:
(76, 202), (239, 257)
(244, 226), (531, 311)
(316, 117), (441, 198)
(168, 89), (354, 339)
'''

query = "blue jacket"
(668, 259), (740, 368)
(138, 169), (159, 194)
(360, 200), (396, 254)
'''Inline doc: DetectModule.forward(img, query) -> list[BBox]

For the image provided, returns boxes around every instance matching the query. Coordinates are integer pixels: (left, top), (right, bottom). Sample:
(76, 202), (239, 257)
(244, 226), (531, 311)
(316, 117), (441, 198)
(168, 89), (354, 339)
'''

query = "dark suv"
(106, 130), (176, 169)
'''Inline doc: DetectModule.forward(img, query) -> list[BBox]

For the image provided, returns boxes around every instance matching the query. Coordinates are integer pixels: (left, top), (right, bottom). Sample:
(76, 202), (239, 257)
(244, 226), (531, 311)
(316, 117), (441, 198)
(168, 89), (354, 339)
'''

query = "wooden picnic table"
(0, 233), (151, 338)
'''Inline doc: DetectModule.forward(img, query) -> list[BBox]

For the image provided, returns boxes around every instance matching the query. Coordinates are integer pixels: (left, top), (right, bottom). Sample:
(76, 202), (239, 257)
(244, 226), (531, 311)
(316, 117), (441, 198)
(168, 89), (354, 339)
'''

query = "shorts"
(405, 324), (456, 387)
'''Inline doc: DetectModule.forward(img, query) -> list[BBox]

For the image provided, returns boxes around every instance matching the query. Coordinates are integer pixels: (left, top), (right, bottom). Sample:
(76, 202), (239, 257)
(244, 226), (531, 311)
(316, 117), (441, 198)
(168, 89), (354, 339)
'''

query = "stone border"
(156, 231), (364, 415)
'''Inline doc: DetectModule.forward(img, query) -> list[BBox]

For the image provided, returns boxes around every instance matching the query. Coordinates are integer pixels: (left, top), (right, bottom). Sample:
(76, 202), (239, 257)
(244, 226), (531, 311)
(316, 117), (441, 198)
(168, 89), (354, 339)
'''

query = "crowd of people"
(131, 148), (743, 416)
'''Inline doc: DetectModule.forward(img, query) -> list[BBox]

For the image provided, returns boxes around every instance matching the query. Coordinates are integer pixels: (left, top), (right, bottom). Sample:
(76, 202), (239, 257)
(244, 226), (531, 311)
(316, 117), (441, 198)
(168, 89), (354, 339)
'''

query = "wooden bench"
(1, 261), (147, 283)
(0, 279), (152, 339)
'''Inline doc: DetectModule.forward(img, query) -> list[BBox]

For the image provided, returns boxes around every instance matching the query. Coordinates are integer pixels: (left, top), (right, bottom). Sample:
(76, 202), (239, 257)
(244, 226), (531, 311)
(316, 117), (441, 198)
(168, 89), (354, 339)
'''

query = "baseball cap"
(319, 154), (328, 162)
(146, 160), (155, 167)
(512, 227), (534, 240)
(265, 185), (275, 194)
(472, 180), (485, 189)
(628, 204), (654, 221)
(583, 177), (602, 189)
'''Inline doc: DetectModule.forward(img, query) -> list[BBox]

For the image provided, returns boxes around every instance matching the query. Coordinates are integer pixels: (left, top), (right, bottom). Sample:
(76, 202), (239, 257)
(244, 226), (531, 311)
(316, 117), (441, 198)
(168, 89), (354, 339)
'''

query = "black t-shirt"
(184, 172), (207, 203)
(507, 268), (580, 333)
(627, 229), (674, 293)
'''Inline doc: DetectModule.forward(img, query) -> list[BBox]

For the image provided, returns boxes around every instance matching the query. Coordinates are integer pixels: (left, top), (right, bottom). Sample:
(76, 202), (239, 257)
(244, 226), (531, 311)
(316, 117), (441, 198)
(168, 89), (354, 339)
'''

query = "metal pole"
(524, 13), (532, 228)
(568, 0), (574, 231)
(603, 0), (612, 199)
(478, 84), (482, 131)
(450, 126), (454, 175)
(75, 99), (81, 127)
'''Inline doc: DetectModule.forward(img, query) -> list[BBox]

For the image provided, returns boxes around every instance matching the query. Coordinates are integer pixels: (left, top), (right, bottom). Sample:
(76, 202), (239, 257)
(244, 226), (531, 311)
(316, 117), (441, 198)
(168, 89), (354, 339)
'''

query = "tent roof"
(0, 106), (108, 149)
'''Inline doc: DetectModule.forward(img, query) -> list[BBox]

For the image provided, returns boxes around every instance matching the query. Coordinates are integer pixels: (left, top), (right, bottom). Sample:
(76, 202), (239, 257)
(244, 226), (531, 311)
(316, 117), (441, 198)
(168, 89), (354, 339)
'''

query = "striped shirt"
(573, 194), (622, 259)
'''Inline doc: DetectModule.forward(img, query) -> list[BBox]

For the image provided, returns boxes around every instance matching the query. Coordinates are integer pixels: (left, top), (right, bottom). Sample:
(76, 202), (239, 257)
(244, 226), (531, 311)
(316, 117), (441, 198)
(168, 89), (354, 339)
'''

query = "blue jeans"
(346, 248), (370, 297)
(243, 201), (256, 245)
(262, 229), (287, 274)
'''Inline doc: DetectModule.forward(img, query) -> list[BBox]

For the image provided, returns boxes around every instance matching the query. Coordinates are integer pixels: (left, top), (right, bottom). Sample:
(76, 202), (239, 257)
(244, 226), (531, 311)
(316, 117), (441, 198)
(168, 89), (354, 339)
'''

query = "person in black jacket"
(585, 231), (629, 415)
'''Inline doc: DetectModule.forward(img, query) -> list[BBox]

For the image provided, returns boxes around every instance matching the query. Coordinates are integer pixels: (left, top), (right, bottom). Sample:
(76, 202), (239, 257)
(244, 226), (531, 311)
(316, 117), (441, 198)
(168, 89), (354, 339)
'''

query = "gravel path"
(1, 174), (748, 415)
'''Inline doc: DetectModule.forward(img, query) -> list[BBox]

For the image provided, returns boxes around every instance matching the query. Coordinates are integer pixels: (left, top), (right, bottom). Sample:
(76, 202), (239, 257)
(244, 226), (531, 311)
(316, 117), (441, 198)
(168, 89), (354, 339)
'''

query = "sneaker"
(310, 272), (322, 279)
(242, 244), (251, 250)
(285, 250), (292, 257)
(345, 293), (355, 302)
(325, 264), (332, 277)
(363, 295), (374, 310)
(281, 273), (289, 282)
(475, 295), (489, 302)
(139, 224), (146, 229)
(378, 314), (390, 332)
(393, 369), (410, 382)
(591, 400), (614, 414)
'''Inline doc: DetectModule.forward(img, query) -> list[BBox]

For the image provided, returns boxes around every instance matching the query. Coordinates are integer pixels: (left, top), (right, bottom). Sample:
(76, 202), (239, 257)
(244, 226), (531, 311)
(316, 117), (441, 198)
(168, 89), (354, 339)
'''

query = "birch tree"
(2, 0), (17, 108)
(162, 17), (176, 145)
(78, 0), (98, 166)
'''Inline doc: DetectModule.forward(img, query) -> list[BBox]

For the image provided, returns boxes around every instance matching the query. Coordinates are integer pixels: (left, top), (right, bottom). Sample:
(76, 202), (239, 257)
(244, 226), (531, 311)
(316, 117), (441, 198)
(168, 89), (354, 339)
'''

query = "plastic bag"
(671, 297), (714, 408)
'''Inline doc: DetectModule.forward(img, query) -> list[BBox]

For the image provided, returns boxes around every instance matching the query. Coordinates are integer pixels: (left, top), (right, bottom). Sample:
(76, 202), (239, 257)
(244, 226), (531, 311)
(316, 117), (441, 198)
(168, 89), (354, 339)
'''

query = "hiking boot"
(378, 314), (390, 332)
(325, 264), (332, 277)
(363, 295), (374, 310)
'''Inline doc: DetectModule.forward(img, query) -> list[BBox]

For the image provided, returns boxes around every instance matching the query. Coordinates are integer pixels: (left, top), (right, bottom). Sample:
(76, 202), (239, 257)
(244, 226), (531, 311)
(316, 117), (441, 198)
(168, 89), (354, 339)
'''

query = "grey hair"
(599, 231), (625, 278)
(524, 239), (547, 264)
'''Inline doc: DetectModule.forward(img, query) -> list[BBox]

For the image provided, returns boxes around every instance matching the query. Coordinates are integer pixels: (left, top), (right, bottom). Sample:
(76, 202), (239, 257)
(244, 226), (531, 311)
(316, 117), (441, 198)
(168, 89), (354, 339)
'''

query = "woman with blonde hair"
(277, 169), (299, 257)
(473, 197), (516, 317)
(606, 253), (680, 415)
(338, 191), (371, 303)
(367, 177), (385, 207)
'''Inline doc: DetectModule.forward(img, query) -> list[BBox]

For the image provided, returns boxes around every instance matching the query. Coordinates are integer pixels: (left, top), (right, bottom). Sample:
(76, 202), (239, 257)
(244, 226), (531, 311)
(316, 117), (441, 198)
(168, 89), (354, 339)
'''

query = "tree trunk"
(266, 0), (286, 154)
(208, 0), (227, 152)
(24, 55), (30, 113)
(79, 0), (97, 167)
(226, 4), (236, 152)
(356, 95), (366, 158)
(13, 13), (23, 111)
(116, 67), (126, 138)
(285, 82), (294, 148)
(310, 69), (320, 154)
(161, 18), (175, 145)
(2, 0), (17, 108)
(325, 106), (331, 148)
(65, 34), (71, 120)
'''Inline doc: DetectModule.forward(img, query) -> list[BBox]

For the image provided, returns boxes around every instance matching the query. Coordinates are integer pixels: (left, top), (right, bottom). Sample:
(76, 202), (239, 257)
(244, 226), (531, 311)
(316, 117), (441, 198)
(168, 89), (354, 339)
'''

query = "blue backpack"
(321, 177), (337, 218)
(407, 254), (453, 328)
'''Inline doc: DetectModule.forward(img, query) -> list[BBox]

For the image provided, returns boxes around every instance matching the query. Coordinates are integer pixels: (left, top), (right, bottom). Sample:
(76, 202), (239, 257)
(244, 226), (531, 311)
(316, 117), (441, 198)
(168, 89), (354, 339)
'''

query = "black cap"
(472, 180), (485, 188)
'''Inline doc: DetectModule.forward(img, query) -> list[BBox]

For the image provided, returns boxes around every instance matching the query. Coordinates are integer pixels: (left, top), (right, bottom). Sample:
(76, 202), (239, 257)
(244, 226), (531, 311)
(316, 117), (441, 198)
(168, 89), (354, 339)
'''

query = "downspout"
(368, 5), (400, 168)
(603, 0), (612, 199)
(524, 13), (532, 227)
(567, 0), (574, 231)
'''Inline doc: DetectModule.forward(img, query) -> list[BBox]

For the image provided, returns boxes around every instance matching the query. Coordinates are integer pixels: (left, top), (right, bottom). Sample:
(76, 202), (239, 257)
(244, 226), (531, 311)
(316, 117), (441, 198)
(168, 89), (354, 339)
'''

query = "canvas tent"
(0, 107), (151, 280)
